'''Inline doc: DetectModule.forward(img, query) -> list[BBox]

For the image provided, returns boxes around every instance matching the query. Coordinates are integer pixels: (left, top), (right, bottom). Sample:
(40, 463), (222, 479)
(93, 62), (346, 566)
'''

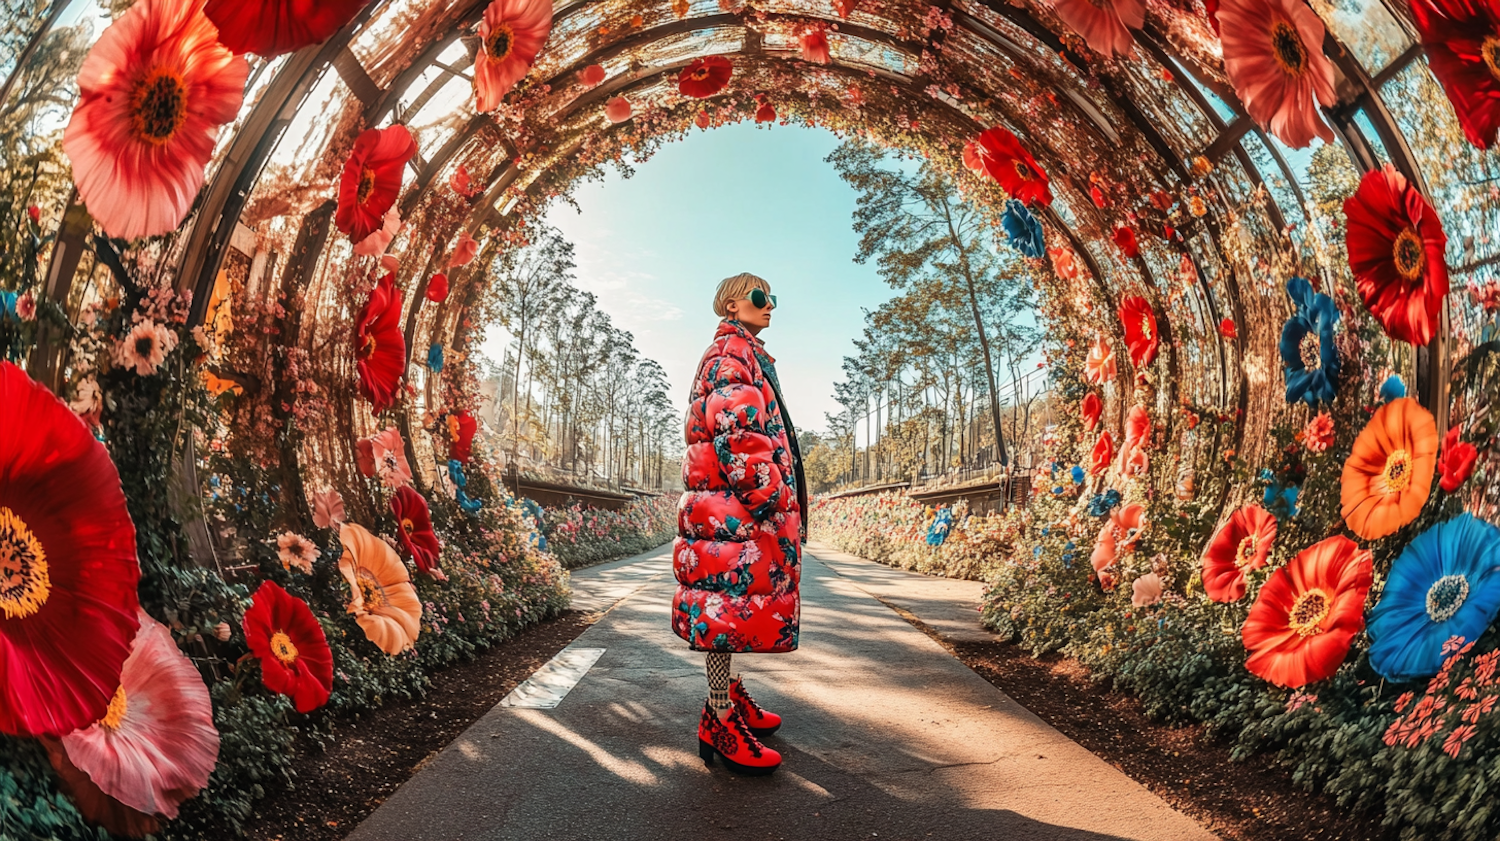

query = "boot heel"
(698, 739), (716, 766)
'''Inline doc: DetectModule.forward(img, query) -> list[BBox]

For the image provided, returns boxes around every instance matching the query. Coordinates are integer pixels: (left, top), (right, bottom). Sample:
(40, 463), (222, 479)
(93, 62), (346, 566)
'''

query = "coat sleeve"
(697, 347), (793, 522)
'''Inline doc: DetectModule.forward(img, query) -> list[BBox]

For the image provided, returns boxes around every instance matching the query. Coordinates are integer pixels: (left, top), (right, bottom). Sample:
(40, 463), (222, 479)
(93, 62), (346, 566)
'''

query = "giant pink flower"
(473, 0), (553, 112)
(1217, 0), (1336, 148)
(1045, 0), (1143, 58)
(63, 0), (248, 240)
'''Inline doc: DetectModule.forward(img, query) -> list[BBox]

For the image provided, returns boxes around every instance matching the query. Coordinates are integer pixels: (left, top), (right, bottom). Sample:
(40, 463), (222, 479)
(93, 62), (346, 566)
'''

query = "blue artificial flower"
(448, 459), (467, 489)
(1087, 489), (1121, 517)
(1368, 514), (1500, 682)
(1033, 545), (1043, 558)
(1051, 485), (1065, 496)
(1041, 526), (1051, 536)
(1061, 541), (1076, 568)
(1379, 375), (1406, 402)
(1260, 469), (1300, 520)
(427, 343), (445, 373)
(1279, 276), (1340, 405)
(456, 489), (483, 514)
(1001, 199), (1045, 259)
(1070, 466), (1085, 485)
(926, 507), (954, 546)
(0, 291), (15, 322)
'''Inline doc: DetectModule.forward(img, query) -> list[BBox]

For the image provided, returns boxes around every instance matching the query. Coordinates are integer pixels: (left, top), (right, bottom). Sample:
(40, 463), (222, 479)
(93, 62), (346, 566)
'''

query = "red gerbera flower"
(1113, 225), (1140, 258)
(204, 0), (371, 56)
(1201, 504), (1278, 602)
(756, 101), (777, 123)
(1439, 423), (1478, 492)
(1242, 535), (1373, 688)
(0, 361), (141, 737)
(63, 0), (248, 240)
(356, 272), (406, 415)
(390, 486), (442, 574)
(799, 24), (831, 63)
(678, 55), (733, 98)
(426, 273), (450, 303)
(974, 127), (1052, 206)
(242, 581), (332, 713)
(1091, 430), (1115, 476)
(1409, 0), (1500, 149)
(1081, 392), (1102, 432)
(336, 124), (417, 243)
(1217, 0), (1336, 148)
(1344, 164), (1450, 346)
(448, 411), (478, 462)
(473, 0), (553, 112)
(1118, 295), (1159, 367)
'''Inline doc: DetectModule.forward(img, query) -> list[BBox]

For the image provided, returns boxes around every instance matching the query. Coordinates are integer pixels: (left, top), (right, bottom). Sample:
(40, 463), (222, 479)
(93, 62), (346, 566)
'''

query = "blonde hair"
(712, 272), (772, 318)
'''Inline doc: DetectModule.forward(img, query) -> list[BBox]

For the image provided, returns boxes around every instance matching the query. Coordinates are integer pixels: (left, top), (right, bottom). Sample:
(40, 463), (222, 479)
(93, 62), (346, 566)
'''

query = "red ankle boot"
(698, 700), (781, 776)
(729, 677), (782, 736)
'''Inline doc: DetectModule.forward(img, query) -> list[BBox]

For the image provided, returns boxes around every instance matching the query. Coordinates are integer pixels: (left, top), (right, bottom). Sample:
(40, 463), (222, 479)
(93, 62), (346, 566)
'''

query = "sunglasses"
(748, 288), (777, 309)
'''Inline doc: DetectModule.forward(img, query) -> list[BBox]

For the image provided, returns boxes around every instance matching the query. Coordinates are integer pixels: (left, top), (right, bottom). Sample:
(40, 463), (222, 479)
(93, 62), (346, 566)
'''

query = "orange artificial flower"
(1340, 397), (1438, 540)
(1201, 504), (1278, 602)
(337, 523), (422, 655)
(1242, 535), (1373, 688)
(1084, 333), (1116, 385)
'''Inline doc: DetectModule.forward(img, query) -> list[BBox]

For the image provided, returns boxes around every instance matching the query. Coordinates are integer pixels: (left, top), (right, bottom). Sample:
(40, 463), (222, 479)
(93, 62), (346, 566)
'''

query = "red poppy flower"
(1113, 225), (1140, 257)
(356, 272), (406, 415)
(1409, 0), (1500, 149)
(448, 411), (478, 462)
(1439, 424), (1478, 493)
(1242, 535), (1372, 688)
(1118, 295), (1159, 368)
(1217, 0), (1336, 148)
(1344, 164), (1449, 346)
(204, 0), (371, 56)
(678, 55), (733, 98)
(1219, 318), (1237, 339)
(974, 127), (1052, 206)
(756, 101), (777, 123)
(242, 581), (333, 713)
(581, 63), (606, 87)
(605, 95), (632, 122)
(0, 362), (141, 737)
(1201, 504), (1278, 602)
(426, 273), (450, 303)
(390, 486), (442, 574)
(63, 0), (249, 240)
(336, 124), (416, 243)
(800, 25), (831, 63)
(1091, 430), (1115, 476)
(1081, 392), (1102, 432)
(473, 0), (553, 112)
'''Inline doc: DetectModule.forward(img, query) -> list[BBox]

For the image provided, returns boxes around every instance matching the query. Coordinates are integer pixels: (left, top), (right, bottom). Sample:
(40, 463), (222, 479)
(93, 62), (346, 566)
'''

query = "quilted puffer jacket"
(670, 319), (807, 653)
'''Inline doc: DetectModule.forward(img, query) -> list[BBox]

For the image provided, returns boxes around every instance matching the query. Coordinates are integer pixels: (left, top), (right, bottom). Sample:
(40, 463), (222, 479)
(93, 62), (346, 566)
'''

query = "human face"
(725, 288), (774, 334)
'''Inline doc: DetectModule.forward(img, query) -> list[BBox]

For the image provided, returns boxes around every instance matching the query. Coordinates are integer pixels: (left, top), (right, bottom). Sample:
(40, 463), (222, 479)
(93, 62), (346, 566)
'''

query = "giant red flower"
(356, 272), (406, 415)
(1409, 0), (1500, 149)
(448, 410), (479, 462)
(1045, 0), (1143, 58)
(1242, 535), (1373, 688)
(63, 0), (248, 240)
(974, 127), (1052, 206)
(43, 610), (218, 837)
(1344, 164), (1450, 346)
(0, 361), (140, 737)
(1119, 295), (1159, 368)
(1438, 423), (1478, 493)
(391, 486), (442, 574)
(1091, 430), (1115, 476)
(1217, 0), (1336, 148)
(205, 0), (371, 56)
(473, 0), (553, 112)
(1081, 392), (1102, 432)
(336, 124), (416, 243)
(678, 55), (733, 98)
(242, 581), (333, 713)
(1201, 504), (1278, 602)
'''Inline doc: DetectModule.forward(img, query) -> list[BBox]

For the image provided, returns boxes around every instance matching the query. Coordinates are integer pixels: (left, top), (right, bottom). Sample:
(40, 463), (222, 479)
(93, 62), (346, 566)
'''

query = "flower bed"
(541, 495), (678, 569)
(811, 491), (1023, 581)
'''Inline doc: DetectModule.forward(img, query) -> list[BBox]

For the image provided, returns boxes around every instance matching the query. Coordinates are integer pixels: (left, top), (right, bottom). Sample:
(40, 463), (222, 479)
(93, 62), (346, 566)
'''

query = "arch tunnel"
(2, 0), (1500, 836)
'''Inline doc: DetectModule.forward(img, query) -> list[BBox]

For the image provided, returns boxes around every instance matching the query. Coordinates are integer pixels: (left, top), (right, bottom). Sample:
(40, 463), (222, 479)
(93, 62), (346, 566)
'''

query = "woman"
(672, 272), (808, 776)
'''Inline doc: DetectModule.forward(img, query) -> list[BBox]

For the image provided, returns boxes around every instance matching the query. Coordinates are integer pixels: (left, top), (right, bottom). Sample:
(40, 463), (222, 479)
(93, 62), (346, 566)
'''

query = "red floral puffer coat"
(671, 319), (807, 653)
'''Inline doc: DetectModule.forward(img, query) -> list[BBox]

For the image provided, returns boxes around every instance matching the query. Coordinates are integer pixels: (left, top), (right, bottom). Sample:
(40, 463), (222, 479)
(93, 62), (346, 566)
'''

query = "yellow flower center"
(1270, 20), (1307, 77)
(690, 65), (710, 81)
(357, 167), (377, 205)
(1392, 227), (1425, 280)
(99, 686), (128, 731)
(486, 23), (515, 62)
(1140, 316), (1152, 341)
(1013, 160), (1033, 180)
(1235, 535), (1259, 568)
(0, 507), (50, 620)
(1288, 589), (1330, 637)
(129, 66), (188, 146)
(402, 517), (416, 535)
(357, 569), (386, 609)
(1382, 448), (1413, 494)
(269, 630), (299, 665)
(361, 332), (377, 359)
(1298, 331), (1321, 371)
(1483, 36), (1500, 82)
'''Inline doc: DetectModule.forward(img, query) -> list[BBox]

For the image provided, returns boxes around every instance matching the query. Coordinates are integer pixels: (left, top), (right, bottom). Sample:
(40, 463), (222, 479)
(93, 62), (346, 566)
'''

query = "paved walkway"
(349, 543), (1218, 841)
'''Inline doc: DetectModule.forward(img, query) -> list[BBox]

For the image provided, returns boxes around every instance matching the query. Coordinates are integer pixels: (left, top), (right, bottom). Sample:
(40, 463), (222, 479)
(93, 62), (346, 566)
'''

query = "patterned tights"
(705, 653), (740, 711)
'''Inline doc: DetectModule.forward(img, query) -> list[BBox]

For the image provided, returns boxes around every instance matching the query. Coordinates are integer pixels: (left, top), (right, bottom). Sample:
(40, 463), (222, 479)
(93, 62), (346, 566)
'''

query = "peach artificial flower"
(353, 206), (401, 257)
(114, 322), (178, 376)
(338, 523), (422, 655)
(276, 531), (319, 573)
(1084, 333), (1116, 385)
(448, 232), (479, 268)
(1044, 0), (1143, 58)
(605, 95), (632, 122)
(1216, 0), (1336, 148)
(1301, 412), (1335, 453)
(356, 427), (413, 488)
(473, 0), (553, 112)
(1131, 573), (1163, 607)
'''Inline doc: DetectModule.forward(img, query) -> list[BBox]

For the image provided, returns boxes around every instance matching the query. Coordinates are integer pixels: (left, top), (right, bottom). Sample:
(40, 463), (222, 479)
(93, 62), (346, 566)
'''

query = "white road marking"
(500, 647), (607, 709)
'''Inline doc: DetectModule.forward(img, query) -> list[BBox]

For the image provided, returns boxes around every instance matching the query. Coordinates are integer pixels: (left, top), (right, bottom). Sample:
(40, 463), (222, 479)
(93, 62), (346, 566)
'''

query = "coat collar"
(717, 319), (773, 362)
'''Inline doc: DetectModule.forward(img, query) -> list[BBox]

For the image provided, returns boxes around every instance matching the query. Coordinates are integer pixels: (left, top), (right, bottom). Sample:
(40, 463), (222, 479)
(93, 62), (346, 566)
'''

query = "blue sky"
(485, 121), (897, 433)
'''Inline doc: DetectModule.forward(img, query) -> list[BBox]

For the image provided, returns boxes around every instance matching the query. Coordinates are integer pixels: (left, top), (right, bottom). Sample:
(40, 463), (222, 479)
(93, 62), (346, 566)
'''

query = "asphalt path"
(348, 543), (1218, 841)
